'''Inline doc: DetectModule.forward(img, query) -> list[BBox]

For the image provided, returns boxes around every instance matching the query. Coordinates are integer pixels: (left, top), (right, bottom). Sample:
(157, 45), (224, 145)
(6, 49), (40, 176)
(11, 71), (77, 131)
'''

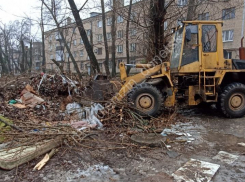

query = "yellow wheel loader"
(114, 21), (245, 118)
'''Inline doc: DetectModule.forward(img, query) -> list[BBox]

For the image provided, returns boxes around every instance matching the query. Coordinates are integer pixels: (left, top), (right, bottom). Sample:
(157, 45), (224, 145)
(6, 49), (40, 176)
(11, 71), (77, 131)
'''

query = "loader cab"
(170, 21), (224, 73)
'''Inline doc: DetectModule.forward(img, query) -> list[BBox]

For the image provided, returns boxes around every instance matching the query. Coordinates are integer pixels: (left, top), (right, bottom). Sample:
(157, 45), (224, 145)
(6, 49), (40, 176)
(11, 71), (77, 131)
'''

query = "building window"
(80, 50), (84, 57)
(130, 12), (137, 20)
(80, 38), (83, 44)
(73, 39), (77, 46)
(50, 55), (53, 59)
(198, 12), (209, 20)
(97, 48), (102, 55)
(117, 15), (123, 23)
(67, 42), (71, 47)
(222, 30), (234, 42)
(55, 32), (62, 40)
(49, 44), (52, 51)
(117, 59), (123, 68)
(222, 8), (235, 20)
(130, 29), (137, 36)
(49, 35), (52, 41)
(56, 51), (63, 61)
(80, 62), (84, 69)
(117, 30), (123, 38)
(86, 29), (91, 36)
(73, 27), (76, 34)
(107, 33), (112, 40)
(107, 17), (112, 26)
(164, 21), (168, 30)
(130, 59), (136, 64)
(130, 43), (136, 52)
(97, 34), (103, 42)
(178, 0), (187, 6)
(36, 62), (40, 70)
(73, 51), (77, 57)
(117, 45), (123, 53)
(66, 52), (69, 58)
(224, 51), (232, 59)
(97, 20), (102, 28)
(99, 63), (103, 69)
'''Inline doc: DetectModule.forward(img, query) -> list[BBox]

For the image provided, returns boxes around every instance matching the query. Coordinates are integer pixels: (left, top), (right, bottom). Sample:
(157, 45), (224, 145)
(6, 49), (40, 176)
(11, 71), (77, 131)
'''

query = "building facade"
(44, 0), (245, 74)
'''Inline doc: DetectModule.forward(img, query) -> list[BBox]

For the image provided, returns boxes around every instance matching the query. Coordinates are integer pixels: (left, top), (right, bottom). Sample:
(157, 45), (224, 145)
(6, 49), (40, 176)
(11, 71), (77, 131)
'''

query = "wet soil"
(1, 105), (245, 182)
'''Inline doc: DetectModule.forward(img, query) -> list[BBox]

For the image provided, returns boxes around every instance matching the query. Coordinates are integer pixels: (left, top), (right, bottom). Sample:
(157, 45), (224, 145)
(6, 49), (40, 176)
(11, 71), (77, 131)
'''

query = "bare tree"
(126, 0), (133, 74)
(40, 1), (46, 73)
(41, 0), (83, 79)
(111, 0), (117, 77)
(101, 0), (110, 76)
(67, 0), (100, 74)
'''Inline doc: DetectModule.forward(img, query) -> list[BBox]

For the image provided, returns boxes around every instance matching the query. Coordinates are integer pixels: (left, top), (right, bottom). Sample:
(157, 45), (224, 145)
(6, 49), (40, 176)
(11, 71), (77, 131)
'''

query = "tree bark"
(29, 40), (33, 73)
(67, 0), (100, 74)
(41, 1), (46, 73)
(111, 0), (117, 77)
(20, 40), (25, 73)
(51, 59), (64, 73)
(187, 0), (196, 21)
(101, 0), (110, 76)
(126, 0), (133, 75)
(0, 44), (8, 75)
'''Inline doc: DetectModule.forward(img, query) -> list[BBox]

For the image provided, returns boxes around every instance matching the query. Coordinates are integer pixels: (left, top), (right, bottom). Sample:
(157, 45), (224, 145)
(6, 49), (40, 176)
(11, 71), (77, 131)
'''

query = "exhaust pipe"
(239, 37), (245, 60)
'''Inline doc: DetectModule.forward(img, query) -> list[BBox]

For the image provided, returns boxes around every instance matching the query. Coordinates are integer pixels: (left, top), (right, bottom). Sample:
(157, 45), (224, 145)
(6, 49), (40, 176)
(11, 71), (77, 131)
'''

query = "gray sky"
(0, 0), (40, 23)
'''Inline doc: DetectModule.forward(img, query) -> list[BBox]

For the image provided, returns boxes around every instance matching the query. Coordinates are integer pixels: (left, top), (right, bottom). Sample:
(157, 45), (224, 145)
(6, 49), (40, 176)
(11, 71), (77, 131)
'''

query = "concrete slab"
(172, 159), (220, 182)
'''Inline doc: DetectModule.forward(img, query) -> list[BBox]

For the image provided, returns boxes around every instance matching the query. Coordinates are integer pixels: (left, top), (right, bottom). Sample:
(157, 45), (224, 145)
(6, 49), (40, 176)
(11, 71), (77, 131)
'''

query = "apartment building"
(44, 0), (245, 74)
(32, 42), (43, 71)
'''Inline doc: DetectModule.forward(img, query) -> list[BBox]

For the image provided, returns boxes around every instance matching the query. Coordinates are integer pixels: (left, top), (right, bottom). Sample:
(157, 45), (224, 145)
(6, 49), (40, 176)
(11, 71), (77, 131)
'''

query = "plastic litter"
(8, 100), (17, 105)
(66, 103), (104, 130)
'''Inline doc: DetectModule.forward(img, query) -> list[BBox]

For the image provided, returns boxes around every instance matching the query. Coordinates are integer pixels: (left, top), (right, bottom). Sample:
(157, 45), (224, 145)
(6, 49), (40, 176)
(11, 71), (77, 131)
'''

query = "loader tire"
(128, 83), (164, 117)
(218, 83), (245, 118)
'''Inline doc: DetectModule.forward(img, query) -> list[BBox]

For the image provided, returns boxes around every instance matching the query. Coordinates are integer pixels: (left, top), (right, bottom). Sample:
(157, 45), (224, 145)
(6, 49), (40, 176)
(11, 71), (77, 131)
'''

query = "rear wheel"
(128, 83), (164, 117)
(218, 83), (245, 118)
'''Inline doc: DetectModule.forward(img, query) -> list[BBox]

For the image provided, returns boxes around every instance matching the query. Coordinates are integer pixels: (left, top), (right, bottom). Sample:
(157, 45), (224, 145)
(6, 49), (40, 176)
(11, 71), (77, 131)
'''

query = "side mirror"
(186, 28), (191, 42)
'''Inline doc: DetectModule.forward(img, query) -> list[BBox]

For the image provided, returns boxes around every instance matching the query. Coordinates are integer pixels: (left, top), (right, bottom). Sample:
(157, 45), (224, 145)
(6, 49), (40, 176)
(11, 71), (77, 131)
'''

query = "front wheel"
(128, 83), (164, 117)
(218, 83), (245, 118)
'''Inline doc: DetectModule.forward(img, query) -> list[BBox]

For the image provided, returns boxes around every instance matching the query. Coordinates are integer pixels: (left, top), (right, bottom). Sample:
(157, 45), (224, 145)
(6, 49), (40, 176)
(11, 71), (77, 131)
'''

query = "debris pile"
(0, 73), (182, 171)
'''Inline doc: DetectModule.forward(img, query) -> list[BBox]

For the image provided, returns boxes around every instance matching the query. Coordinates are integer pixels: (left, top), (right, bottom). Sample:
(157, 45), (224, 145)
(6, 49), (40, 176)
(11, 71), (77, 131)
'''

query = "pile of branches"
(100, 101), (181, 135)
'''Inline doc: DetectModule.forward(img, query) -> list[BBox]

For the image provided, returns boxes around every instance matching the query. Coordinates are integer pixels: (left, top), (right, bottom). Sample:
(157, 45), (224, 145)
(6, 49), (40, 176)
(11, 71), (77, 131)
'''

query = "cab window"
(202, 25), (217, 52)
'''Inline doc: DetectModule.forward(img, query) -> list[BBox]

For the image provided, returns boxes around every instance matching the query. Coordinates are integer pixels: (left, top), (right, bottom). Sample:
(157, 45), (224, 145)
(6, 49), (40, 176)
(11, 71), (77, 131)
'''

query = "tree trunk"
(20, 40), (25, 73)
(41, 1), (46, 73)
(126, 0), (133, 75)
(150, 0), (166, 56)
(29, 40), (32, 73)
(67, 0), (100, 74)
(4, 38), (11, 73)
(0, 44), (8, 75)
(111, 0), (117, 77)
(101, 0), (110, 76)
(89, 21), (95, 75)
(187, 0), (196, 21)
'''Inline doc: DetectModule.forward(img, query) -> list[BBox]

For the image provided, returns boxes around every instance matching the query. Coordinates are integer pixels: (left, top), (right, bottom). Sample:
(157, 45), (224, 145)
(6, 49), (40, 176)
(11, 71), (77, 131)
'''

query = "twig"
(0, 117), (23, 132)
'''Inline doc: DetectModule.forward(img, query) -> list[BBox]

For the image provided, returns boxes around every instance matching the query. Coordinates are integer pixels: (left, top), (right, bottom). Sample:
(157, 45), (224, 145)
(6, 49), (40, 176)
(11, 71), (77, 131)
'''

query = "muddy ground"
(1, 105), (245, 182)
